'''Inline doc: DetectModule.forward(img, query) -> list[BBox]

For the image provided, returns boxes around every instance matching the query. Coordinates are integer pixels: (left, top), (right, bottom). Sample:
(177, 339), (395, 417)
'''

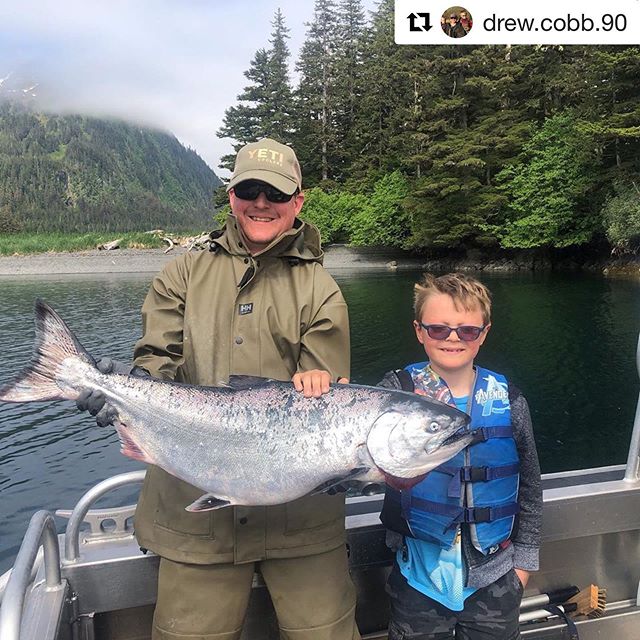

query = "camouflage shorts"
(386, 563), (523, 640)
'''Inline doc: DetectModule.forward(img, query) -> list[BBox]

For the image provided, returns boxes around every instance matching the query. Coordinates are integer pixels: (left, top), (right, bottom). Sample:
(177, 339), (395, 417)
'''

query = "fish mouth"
(425, 427), (472, 454)
(442, 427), (471, 447)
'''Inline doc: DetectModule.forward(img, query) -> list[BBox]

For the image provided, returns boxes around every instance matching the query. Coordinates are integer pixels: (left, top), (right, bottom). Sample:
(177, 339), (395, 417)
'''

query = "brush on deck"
(565, 584), (606, 618)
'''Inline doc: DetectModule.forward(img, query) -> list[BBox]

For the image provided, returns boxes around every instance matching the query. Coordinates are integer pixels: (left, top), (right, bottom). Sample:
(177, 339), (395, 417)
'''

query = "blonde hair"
(414, 273), (492, 324)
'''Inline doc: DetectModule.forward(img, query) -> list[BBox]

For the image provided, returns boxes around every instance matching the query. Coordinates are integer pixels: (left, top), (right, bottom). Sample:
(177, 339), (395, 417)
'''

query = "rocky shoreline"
(0, 244), (637, 277)
(0, 244), (425, 277)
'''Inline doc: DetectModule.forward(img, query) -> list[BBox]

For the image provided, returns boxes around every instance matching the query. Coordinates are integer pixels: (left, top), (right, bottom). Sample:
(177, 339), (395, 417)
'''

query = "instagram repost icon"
(442, 6), (472, 38)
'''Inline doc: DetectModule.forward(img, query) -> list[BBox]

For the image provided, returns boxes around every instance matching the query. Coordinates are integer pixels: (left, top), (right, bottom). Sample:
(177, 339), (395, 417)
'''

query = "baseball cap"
(226, 138), (302, 195)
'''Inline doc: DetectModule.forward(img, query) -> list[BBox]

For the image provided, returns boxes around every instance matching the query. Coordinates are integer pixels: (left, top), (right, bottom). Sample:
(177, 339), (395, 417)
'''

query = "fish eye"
(427, 421), (440, 433)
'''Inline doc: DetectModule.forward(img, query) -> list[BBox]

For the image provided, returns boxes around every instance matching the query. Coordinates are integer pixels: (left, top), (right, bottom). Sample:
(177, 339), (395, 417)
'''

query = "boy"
(379, 273), (542, 640)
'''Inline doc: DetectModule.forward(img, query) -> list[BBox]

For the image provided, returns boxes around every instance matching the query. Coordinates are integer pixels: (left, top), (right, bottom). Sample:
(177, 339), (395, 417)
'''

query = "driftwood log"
(144, 230), (212, 253)
(97, 238), (123, 251)
(97, 231), (212, 253)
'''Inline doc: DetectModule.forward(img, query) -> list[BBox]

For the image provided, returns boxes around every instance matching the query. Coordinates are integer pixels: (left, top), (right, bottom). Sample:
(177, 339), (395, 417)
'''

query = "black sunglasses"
(233, 180), (297, 203)
(418, 322), (486, 341)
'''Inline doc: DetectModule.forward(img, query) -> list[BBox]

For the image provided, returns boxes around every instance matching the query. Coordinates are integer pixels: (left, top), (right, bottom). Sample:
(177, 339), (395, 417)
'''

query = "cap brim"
(227, 170), (299, 194)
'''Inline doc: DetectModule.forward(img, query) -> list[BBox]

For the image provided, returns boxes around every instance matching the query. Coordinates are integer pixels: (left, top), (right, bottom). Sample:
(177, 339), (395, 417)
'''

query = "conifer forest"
(219, 0), (640, 255)
(0, 106), (220, 234)
(2, 0), (640, 256)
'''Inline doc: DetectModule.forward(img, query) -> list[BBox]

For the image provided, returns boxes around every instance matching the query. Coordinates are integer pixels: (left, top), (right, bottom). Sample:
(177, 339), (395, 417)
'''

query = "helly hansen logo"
(248, 148), (284, 166)
(239, 303), (253, 315)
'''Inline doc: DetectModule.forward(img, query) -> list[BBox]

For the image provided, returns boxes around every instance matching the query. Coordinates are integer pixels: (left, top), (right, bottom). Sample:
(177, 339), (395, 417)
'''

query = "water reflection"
(0, 270), (639, 572)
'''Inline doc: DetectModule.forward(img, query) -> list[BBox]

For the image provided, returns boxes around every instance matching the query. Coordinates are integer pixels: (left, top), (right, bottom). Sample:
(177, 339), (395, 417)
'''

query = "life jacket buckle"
(469, 428), (488, 444)
(462, 466), (489, 482)
(466, 506), (491, 523)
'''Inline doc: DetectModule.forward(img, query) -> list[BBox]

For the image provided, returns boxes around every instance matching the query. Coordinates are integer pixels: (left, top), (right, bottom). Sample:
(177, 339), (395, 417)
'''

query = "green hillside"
(0, 102), (221, 233)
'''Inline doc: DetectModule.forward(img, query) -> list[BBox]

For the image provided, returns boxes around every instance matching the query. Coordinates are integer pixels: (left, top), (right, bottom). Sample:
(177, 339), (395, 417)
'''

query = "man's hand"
(514, 568), (530, 589)
(292, 370), (349, 398)
(76, 358), (149, 427)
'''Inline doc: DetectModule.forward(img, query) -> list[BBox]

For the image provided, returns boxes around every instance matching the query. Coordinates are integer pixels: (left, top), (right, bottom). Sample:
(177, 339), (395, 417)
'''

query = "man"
(444, 13), (467, 38)
(82, 138), (358, 640)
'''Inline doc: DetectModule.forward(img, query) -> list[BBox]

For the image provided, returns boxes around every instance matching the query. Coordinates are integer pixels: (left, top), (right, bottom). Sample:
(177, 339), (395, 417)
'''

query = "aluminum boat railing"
(2, 330), (640, 639)
(624, 332), (640, 481)
(0, 472), (146, 640)
(0, 512), (64, 640)
(62, 470), (145, 562)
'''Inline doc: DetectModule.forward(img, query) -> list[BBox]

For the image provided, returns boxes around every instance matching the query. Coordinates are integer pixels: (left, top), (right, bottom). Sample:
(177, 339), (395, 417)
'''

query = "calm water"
(1, 270), (640, 572)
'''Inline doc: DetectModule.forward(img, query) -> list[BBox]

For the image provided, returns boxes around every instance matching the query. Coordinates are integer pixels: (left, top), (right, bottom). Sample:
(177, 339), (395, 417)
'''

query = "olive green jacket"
(133, 215), (351, 565)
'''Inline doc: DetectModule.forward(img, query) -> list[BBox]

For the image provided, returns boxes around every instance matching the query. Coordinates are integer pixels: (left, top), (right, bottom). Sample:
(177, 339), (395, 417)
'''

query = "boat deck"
(2, 464), (640, 639)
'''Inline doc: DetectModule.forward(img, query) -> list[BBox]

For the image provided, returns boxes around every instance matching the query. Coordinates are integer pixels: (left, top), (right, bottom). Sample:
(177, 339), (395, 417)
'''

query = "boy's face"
(413, 292), (490, 377)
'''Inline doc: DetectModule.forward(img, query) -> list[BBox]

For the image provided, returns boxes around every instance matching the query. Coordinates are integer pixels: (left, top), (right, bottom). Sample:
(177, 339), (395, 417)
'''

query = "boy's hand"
(292, 370), (349, 398)
(514, 568), (530, 589)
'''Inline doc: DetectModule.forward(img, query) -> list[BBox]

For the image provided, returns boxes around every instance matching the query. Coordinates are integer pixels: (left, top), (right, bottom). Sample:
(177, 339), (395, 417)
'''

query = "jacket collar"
(209, 214), (324, 264)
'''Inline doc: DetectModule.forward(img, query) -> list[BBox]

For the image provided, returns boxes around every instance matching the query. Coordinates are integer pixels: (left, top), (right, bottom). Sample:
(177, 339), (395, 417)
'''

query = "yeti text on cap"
(248, 147), (284, 167)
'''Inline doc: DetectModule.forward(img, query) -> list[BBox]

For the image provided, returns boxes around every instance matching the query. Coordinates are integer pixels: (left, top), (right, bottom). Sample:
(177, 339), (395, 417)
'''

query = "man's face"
(448, 16), (457, 25)
(229, 181), (305, 254)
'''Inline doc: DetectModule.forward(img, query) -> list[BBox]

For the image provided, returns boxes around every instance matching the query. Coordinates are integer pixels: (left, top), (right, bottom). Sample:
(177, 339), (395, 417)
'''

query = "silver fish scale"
(1, 302), (469, 510)
(99, 377), (392, 505)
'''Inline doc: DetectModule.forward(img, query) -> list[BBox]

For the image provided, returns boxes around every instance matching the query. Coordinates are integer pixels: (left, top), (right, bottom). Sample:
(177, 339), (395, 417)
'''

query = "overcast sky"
(0, 0), (378, 177)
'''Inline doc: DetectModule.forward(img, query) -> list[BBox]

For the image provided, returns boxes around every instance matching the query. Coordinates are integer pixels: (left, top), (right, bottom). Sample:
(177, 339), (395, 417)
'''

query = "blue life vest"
(381, 363), (520, 554)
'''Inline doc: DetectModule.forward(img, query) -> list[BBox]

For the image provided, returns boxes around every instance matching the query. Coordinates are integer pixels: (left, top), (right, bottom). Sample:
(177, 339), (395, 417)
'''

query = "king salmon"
(0, 300), (472, 511)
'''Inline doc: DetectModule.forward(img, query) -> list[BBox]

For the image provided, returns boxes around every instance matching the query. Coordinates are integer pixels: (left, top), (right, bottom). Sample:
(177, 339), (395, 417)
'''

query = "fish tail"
(0, 299), (95, 402)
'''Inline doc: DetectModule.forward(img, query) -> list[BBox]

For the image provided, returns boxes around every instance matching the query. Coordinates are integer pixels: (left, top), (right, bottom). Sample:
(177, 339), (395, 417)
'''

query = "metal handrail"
(624, 332), (640, 482)
(0, 511), (61, 640)
(64, 470), (146, 562)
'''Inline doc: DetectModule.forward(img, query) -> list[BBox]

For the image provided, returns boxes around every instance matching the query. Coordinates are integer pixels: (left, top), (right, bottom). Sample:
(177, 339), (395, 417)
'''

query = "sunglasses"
(233, 181), (297, 203)
(418, 322), (486, 341)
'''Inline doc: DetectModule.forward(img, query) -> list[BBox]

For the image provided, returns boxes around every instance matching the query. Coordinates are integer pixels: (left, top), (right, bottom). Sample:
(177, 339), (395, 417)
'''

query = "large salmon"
(0, 301), (472, 511)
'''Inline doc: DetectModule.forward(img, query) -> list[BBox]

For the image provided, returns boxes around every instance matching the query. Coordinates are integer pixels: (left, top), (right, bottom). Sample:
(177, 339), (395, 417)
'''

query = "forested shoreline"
(0, 105), (220, 234)
(2, 0), (640, 263)
(218, 0), (640, 259)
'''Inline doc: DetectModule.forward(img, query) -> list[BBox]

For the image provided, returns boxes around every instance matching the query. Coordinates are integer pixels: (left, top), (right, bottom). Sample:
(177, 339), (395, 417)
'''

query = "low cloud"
(0, 0), (329, 174)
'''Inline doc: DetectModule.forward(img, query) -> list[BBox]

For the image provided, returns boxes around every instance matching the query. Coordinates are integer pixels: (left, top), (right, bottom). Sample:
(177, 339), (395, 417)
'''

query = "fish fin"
(114, 423), (154, 464)
(224, 375), (275, 390)
(309, 466), (370, 495)
(185, 494), (232, 512)
(0, 299), (95, 403)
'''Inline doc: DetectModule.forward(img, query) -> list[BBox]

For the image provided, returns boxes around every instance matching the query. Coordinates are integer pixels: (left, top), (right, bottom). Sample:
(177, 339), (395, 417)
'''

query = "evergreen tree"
(348, 0), (405, 185)
(217, 9), (294, 171)
(267, 8), (294, 141)
(398, 45), (537, 248)
(332, 0), (367, 178)
(217, 48), (273, 170)
(294, 0), (340, 184)
(577, 47), (640, 173)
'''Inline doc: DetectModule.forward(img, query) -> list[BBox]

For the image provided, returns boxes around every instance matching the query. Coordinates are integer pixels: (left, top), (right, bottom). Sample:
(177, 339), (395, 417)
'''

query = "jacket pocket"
(148, 466), (216, 538)
(284, 493), (345, 535)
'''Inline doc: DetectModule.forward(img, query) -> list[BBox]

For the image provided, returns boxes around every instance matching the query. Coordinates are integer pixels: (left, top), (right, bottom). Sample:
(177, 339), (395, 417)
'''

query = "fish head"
(367, 396), (472, 480)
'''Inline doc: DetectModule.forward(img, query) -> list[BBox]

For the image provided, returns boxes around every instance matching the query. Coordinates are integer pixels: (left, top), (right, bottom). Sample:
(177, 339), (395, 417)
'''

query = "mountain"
(0, 101), (221, 233)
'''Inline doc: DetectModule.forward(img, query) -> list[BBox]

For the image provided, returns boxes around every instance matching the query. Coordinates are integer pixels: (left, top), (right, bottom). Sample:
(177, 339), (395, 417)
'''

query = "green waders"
(152, 546), (360, 640)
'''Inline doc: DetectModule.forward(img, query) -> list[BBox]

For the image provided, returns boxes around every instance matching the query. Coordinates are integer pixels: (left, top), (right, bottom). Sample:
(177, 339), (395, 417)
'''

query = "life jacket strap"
(438, 462), (521, 498)
(408, 495), (520, 527)
(401, 488), (412, 519)
(469, 426), (513, 443)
